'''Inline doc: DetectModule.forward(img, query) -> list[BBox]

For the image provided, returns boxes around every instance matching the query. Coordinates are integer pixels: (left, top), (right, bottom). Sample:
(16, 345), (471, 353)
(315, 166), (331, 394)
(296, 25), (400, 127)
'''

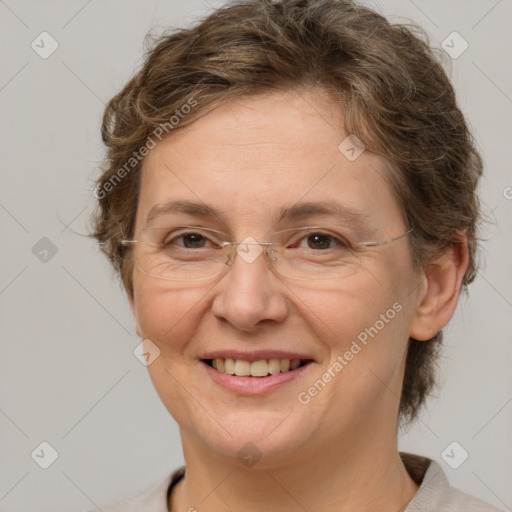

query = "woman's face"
(130, 89), (424, 466)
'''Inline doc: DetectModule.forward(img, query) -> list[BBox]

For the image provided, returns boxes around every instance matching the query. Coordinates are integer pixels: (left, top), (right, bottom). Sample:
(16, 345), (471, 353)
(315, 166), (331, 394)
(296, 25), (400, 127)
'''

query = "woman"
(91, 0), (501, 510)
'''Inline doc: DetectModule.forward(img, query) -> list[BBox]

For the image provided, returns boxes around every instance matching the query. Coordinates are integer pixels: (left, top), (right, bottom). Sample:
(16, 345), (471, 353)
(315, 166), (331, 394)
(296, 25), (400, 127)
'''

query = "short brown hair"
(92, 0), (483, 425)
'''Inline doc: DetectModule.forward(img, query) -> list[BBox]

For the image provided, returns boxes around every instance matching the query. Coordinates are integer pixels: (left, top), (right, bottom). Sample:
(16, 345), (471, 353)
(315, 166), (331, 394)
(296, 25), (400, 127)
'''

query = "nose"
(211, 243), (288, 332)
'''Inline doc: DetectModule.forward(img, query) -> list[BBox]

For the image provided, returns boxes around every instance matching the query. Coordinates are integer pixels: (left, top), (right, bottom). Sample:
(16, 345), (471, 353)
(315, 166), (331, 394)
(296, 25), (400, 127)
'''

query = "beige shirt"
(95, 453), (503, 511)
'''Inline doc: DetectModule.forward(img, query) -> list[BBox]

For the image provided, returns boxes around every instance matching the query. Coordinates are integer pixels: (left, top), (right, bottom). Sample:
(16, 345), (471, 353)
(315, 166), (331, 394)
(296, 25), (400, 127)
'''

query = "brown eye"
(162, 232), (213, 249)
(180, 233), (208, 248)
(306, 233), (332, 250)
(294, 231), (349, 251)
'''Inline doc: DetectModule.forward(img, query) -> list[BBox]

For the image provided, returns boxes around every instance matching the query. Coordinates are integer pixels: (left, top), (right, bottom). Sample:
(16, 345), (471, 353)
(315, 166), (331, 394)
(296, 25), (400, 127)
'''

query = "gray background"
(0, 0), (510, 510)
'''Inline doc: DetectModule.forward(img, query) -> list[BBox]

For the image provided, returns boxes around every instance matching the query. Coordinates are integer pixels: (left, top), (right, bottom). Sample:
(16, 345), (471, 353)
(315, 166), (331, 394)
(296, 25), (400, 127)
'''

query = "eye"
(159, 227), (223, 250)
(294, 231), (350, 250)
(177, 233), (210, 248)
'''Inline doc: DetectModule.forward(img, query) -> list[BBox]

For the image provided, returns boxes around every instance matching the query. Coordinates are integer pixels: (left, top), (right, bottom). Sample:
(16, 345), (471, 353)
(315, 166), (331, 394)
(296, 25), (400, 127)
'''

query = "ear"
(409, 233), (469, 341)
(127, 288), (142, 338)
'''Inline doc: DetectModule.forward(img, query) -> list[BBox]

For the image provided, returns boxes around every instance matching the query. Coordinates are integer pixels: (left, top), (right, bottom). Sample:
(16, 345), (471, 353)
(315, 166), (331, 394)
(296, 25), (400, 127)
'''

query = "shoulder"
(401, 452), (504, 512)
(440, 485), (504, 512)
(88, 466), (184, 512)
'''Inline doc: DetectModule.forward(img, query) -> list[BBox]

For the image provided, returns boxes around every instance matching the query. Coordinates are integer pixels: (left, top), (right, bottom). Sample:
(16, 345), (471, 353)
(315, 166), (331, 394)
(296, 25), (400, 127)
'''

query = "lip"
(200, 359), (314, 395)
(200, 350), (315, 363)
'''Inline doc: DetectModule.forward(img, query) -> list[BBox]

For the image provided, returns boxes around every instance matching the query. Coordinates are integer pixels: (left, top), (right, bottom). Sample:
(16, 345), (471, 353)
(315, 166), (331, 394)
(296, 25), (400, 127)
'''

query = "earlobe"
(409, 234), (469, 341)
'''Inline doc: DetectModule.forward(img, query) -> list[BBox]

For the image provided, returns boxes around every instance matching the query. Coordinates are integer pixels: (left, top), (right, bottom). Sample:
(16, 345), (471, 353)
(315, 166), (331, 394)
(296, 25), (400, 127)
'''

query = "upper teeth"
(211, 358), (304, 377)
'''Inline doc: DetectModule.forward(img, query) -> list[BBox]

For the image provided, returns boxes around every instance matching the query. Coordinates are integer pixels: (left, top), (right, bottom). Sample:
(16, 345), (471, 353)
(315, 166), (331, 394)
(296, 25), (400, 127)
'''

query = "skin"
(128, 89), (468, 512)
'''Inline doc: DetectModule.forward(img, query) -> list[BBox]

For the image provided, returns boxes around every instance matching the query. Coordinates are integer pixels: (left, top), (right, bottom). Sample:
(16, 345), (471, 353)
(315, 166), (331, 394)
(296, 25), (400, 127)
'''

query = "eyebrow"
(146, 199), (370, 232)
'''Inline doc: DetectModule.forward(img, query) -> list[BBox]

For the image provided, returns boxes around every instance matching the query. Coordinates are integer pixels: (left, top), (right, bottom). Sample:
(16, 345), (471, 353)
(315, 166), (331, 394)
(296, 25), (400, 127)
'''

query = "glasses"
(120, 225), (413, 282)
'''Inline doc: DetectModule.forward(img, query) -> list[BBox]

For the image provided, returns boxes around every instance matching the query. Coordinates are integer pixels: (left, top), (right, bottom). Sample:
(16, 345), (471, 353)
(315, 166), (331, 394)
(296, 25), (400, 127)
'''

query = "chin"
(184, 409), (318, 469)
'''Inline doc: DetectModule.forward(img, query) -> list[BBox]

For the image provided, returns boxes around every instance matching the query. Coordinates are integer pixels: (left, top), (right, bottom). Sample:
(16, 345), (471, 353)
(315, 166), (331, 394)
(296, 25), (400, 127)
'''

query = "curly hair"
(91, 0), (483, 425)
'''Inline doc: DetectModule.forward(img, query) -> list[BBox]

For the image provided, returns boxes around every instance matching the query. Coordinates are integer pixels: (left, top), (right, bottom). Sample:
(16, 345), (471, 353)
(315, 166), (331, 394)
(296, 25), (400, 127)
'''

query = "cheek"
(294, 265), (414, 392)
(132, 280), (204, 355)
(297, 287), (410, 415)
(292, 269), (407, 344)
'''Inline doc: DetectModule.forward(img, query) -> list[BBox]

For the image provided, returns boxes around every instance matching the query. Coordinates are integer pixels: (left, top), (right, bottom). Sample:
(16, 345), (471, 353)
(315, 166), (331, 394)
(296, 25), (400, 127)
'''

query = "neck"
(169, 420), (418, 512)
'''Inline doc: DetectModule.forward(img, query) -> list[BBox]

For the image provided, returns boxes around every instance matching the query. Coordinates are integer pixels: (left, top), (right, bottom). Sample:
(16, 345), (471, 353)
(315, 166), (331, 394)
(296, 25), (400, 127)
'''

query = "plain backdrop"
(0, 1), (510, 510)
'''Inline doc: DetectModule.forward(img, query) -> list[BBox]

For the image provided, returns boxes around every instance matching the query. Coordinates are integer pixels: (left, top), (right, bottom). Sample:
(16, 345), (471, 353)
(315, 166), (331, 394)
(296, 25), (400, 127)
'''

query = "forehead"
(136, 90), (404, 232)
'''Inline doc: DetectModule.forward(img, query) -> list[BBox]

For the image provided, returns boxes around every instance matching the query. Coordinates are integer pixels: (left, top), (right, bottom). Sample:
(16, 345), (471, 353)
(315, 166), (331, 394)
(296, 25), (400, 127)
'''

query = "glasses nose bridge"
(221, 240), (277, 270)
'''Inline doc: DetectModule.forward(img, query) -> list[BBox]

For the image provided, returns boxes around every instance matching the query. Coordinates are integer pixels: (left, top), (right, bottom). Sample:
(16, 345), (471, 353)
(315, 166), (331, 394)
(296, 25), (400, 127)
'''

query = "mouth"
(201, 357), (314, 378)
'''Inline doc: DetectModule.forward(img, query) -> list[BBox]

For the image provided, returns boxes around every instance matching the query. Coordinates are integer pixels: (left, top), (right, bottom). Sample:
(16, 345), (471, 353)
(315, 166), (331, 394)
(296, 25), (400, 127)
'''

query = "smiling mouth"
(202, 358), (313, 377)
